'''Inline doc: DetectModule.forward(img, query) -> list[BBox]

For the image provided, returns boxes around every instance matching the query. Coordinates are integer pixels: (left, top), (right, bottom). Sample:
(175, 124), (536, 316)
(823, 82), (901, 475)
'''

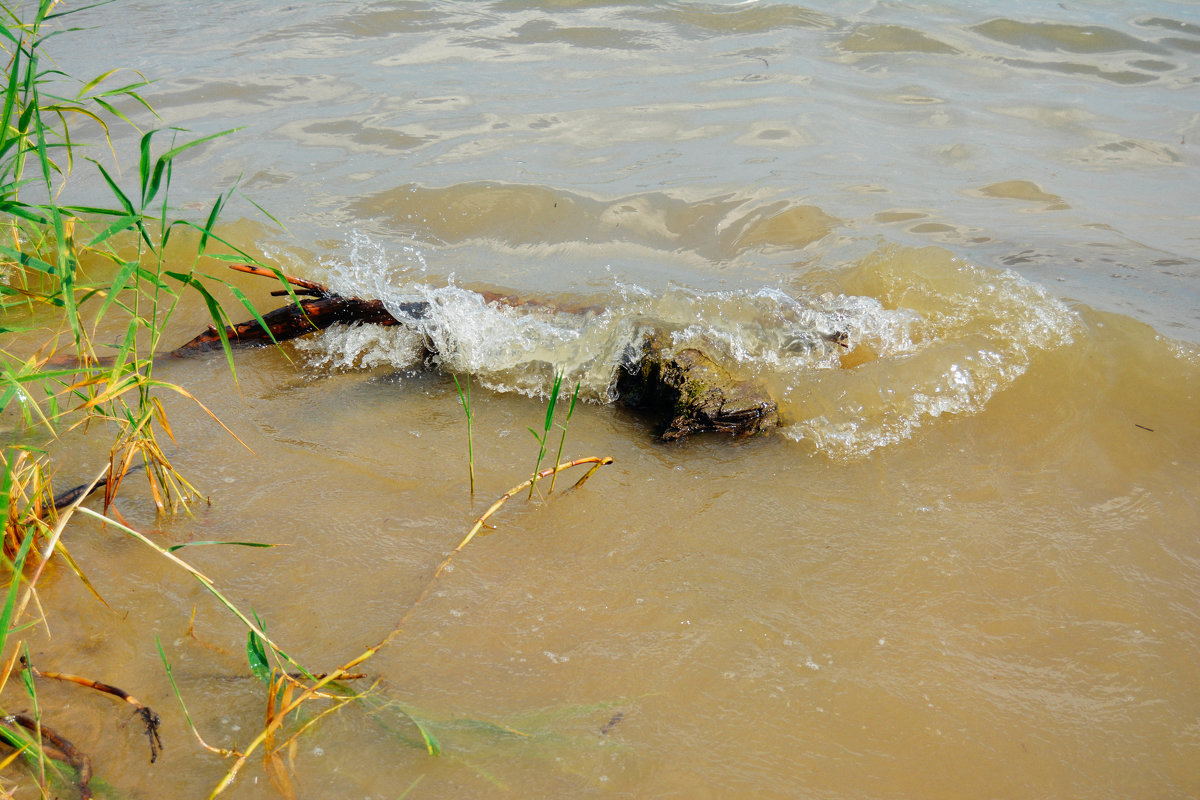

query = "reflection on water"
(14, 1), (1200, 798)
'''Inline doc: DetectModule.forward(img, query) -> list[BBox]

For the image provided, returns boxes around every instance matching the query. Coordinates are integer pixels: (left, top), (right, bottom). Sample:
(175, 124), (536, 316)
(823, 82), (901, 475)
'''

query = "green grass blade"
(75, 67), (120, 98)
(0, 245), (54, 273)
(238, 190), (286, 230)
(86, 157), (135, 216)
(548, 379), (581, 493)
(91, 79), (154, 100)
(397, 775), (426, 800)
(122, 88), (157, 116)
(452, 374), (475, 494)
(0, 43), (22, 142)
(0, 528), (36, 665)
(43, 0), (115, 23)
(528, 369), (564, 498)
(0, 198), (49, 224)
(73, 506), (305, 672)
(543, 371), (562, 432)
(197, 187), (230, 253)
(186, 273), (284, 351)
(137, 129), (155, 206)
(84, 213), (139, 247)
(86, 94), (137, 128)
(155, 127), (242, 175)
(156, 635), (212, 750)
(93, 257), (139, 324)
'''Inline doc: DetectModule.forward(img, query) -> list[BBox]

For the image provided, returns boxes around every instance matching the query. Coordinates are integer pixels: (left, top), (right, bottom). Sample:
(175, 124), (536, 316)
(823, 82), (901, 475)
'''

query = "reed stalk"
(452, 374), (475, 495)
(527, 369), (564, 499)
(0, 0), (285, 512)
(548, 379), (581, 494)
(0, 5), (294, 793)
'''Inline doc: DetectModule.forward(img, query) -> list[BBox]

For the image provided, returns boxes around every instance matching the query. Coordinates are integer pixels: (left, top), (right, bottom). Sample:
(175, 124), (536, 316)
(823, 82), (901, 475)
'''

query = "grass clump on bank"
(0, 0), (289, 793)
(0, 4), (617, 796)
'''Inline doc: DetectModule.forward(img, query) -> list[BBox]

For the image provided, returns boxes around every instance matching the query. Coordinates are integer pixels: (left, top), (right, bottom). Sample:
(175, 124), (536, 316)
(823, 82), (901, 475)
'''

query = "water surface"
(11, 2), (1200, 798)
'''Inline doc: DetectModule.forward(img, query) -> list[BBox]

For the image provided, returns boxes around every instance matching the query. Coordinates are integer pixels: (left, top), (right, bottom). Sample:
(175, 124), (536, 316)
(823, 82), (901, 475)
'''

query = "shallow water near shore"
(9, 1), (1200, 798)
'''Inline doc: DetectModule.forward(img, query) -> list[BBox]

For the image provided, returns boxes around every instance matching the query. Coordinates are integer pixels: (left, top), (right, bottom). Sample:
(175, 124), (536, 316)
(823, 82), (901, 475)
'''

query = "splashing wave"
(298, 236), (1080, 458)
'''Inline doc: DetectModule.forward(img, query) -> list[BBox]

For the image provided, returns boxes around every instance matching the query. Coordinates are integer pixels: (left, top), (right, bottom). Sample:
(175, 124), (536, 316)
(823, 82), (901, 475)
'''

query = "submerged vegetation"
(0, 2), (613, 797)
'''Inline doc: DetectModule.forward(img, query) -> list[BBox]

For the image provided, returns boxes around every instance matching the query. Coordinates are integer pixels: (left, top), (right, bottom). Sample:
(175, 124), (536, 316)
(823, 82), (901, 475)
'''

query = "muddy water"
(11, 1), (1200, 798)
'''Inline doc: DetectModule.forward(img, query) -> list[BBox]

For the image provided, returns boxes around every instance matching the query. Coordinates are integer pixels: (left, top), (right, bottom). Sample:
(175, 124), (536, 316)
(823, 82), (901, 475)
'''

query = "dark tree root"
(172, 264), (788, 440)
(50, 461), (146, 511)
(6, 714), (93, 799)
(23, 657), (163, 764)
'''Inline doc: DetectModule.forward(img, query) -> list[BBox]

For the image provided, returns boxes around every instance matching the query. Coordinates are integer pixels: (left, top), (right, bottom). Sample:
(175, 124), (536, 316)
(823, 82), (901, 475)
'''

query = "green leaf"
(43, 1), (114, 23)
(246, 616), (271, 683)
(84, 213), (139, 247)
(0, 201), (49, 225)
(222, 282), (282, 345)
(86, 157), (135, 215)
(198, 186), (231, 253)
(0, 244), (54, 273)
(57, 203), (138, 218)
(0, 45), (23, 145)
(89, 94), (136, 129)
(76, 67), (120, 98)
(239, 190), (286, 230)
(156, 126), (242, 164)
(92, 257), (138, 324)
(124, 89), (157, 116)
(0, 527), (35, 659)
(93, 80), (154, 100)
(137, 129), (156, 206)
(399, 709), (442, 756)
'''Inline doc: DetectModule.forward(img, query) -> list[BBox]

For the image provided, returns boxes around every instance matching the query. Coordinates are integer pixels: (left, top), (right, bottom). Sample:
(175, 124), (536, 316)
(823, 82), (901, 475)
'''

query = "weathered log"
(172, 266), (781, 439)
(172, 294), (426, 354)
(616, 333), (779, 440)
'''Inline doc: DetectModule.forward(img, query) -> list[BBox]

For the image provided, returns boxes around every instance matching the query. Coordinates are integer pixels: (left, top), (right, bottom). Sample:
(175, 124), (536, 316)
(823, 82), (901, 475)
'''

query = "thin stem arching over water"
(207, 455), (614, 798)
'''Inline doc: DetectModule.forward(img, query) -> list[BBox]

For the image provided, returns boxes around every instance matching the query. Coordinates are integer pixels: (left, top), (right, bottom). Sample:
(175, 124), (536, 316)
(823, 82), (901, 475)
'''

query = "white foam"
(299, 233), (1081, 458)
(292, 323), (425, 371)
(780, 261), (1080, 458)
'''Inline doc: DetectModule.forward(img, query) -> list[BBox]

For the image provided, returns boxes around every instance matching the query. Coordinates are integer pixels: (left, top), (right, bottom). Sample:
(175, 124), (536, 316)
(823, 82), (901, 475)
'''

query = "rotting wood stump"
(614, 332), (779, 440)
(173, 265), (784, 440)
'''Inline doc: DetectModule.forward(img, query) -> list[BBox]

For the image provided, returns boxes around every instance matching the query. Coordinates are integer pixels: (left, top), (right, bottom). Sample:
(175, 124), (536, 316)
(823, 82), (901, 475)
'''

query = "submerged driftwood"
(615, 333), (778, 440)
(173, 265), (425, 353)
(173, 265), (781, 440)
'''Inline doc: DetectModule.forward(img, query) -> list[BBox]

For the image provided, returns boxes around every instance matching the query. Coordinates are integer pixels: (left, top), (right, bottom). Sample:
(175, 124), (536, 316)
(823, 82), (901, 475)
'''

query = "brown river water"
(7, 1), (1200, 798)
